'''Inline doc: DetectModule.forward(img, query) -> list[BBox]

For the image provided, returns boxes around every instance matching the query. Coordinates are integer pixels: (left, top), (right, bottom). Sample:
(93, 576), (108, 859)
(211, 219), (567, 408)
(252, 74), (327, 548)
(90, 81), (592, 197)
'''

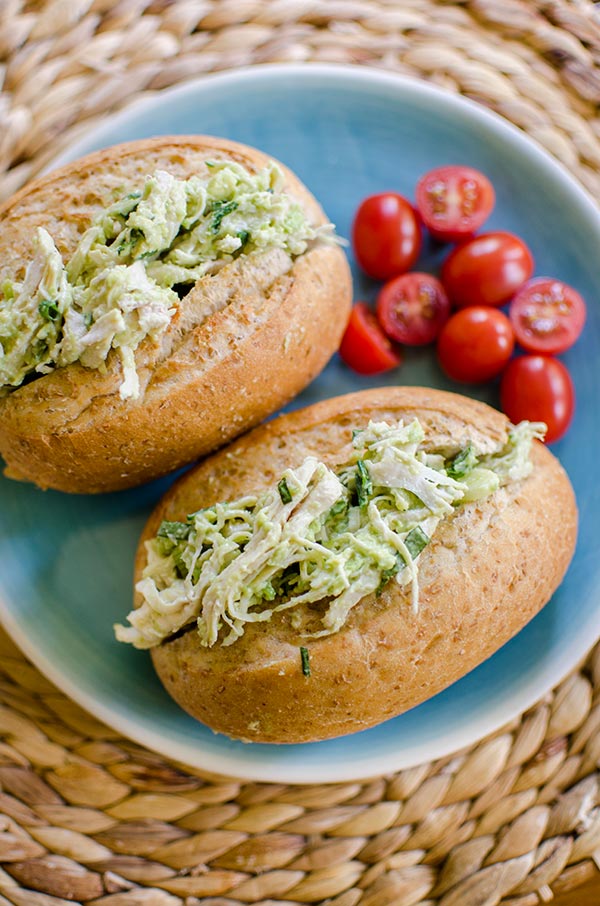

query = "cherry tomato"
(437, 307), (514, 383)
(441, 232), (534, 309)
(416, 165), (495, 242)
(509, 278), (586, 355)
(376, 273), (450, 346)
(500, 355), (574, 443)
(352, 193), (421, 281)
(339, 303), (403, 375)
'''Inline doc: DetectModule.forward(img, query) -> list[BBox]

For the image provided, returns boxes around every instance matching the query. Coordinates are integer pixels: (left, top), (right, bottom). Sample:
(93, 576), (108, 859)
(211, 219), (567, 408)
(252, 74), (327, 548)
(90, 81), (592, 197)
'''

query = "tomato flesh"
(376, 272), (450, 346)
(339, 303), (403, 375)
(437, 306), (514, 383)
(442, 231), (534, 308)
(352, 193), (421, 281)
(509, 278), (586, 355)
(416, 165), (495, 242)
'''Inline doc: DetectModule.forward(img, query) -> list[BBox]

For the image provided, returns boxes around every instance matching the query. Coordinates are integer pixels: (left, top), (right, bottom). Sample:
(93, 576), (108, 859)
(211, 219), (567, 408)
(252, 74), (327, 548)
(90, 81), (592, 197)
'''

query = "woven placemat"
(2, 2), (600, 904)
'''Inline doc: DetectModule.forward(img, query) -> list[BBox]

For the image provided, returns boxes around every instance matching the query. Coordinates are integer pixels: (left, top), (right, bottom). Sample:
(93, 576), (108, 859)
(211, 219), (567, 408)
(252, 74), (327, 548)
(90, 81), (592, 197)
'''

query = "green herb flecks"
(236, 229), (250, 246)
(211, 199), (238, 234)
(447, 444), (478, 479)
(376, 553), (404, 596)
(117, 226), (143, 257)
(278, 478), (292, 504)
(405, 525), (430, 559)
(300, 646), (311, 677)
(356, 460), (372, 507)
(38, 300), (61, 322)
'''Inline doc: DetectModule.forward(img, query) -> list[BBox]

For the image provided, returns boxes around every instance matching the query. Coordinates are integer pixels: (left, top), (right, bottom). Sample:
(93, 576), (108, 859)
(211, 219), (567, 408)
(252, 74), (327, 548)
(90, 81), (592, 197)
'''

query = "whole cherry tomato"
(416, 165), (495, 242)
(437, 307), (514, 383)
(339, 303), (403, 375)
(509, 278), (586, 355)
(441, 232), (534, 308)
(500, 355), (574, 443)
(376, 273), (450, 346)
(352, 193), (421, 281)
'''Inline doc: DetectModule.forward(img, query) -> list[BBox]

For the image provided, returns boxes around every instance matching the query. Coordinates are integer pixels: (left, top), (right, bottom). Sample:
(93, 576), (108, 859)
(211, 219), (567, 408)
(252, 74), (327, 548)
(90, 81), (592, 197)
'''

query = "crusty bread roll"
(132, 387), (577, 744)
(0, 136), (351, 493)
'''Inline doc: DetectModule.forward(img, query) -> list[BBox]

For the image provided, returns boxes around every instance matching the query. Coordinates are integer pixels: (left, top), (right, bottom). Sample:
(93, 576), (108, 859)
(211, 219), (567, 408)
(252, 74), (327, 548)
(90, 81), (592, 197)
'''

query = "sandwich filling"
(115, 418), (545, 650)
(0, 161), (333, 399)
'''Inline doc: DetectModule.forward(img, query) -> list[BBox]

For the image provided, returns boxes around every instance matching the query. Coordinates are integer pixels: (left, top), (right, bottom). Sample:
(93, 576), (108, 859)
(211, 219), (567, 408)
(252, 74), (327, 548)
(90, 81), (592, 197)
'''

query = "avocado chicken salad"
(0, 161), (333, 400)
(115, 418), (545, 650)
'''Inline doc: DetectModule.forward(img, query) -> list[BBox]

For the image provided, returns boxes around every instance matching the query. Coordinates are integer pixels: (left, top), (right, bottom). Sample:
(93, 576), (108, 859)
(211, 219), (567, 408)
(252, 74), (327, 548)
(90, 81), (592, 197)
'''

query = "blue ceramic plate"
(1, 65), (598, 783)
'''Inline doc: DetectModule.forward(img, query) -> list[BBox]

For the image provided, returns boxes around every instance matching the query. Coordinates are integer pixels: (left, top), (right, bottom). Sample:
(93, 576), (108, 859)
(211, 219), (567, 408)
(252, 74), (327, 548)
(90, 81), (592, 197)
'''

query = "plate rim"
(2, 61), (599, 784)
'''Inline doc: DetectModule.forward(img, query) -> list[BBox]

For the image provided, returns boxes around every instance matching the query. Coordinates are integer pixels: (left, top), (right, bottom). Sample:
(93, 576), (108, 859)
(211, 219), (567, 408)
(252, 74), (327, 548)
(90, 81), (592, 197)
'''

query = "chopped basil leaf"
(405, 525), (429, 559)
(278, 477), (292, 504)
(211, 199), (238, 234)
(117, 227), (143, 256)
(38, 300), (61, 322)
(300, 646), (311, 677)
(356, 460), (372, 507)
(157, 520), (192, 541)
(236, 229), (250, 246)
(447, 444), (478, 479)
(376, 553), (404, 596)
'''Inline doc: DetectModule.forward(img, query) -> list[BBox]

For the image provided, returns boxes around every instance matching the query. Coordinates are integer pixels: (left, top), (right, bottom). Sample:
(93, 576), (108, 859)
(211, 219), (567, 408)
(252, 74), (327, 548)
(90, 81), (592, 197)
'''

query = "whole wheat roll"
(134, 386), (578, 744)
(0, 135), (351, 493)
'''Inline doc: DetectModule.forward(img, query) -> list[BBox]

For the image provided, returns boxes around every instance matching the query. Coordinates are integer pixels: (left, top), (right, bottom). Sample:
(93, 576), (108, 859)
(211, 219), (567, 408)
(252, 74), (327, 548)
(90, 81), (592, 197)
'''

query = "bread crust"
(135, 387), (578, 743)
(0, 136), (351, 493)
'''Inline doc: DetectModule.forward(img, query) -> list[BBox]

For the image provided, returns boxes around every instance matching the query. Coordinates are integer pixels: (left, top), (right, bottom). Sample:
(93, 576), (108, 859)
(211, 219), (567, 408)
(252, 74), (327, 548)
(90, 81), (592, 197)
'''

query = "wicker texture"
(1, 1), (600, 904)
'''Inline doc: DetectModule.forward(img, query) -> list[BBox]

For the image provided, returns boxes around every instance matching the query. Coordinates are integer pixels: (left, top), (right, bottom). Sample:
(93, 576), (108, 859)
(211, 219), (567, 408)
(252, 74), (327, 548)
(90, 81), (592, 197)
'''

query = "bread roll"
(126, 387), (577, 744)
(0, 136), (351, 493)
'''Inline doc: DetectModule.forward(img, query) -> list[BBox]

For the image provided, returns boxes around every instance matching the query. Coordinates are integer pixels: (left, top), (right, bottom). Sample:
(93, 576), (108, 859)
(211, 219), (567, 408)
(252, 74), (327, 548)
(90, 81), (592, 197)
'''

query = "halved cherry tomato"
(376, 273), (450, 346)
(509, 278), (586, 355)
(339, 303), (403, 375)
(442, 232), (534, 309)
(500, 355), (574, 443)
(416, 165), (495, 242)
(352, 193), (421, 281)
(437, 307), (514, 383)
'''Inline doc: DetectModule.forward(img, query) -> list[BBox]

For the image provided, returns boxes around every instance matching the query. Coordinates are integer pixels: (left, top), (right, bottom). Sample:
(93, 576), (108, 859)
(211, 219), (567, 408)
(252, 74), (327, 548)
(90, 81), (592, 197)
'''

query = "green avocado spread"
(0, 161), (333, 399)
(114, 418), (545, 650)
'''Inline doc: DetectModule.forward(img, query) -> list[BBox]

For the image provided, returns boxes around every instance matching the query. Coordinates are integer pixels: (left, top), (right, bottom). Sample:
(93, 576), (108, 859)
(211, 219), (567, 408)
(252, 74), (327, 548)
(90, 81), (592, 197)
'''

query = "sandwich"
(0, 136), (351, 493)
(116, 387), (577, 743)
